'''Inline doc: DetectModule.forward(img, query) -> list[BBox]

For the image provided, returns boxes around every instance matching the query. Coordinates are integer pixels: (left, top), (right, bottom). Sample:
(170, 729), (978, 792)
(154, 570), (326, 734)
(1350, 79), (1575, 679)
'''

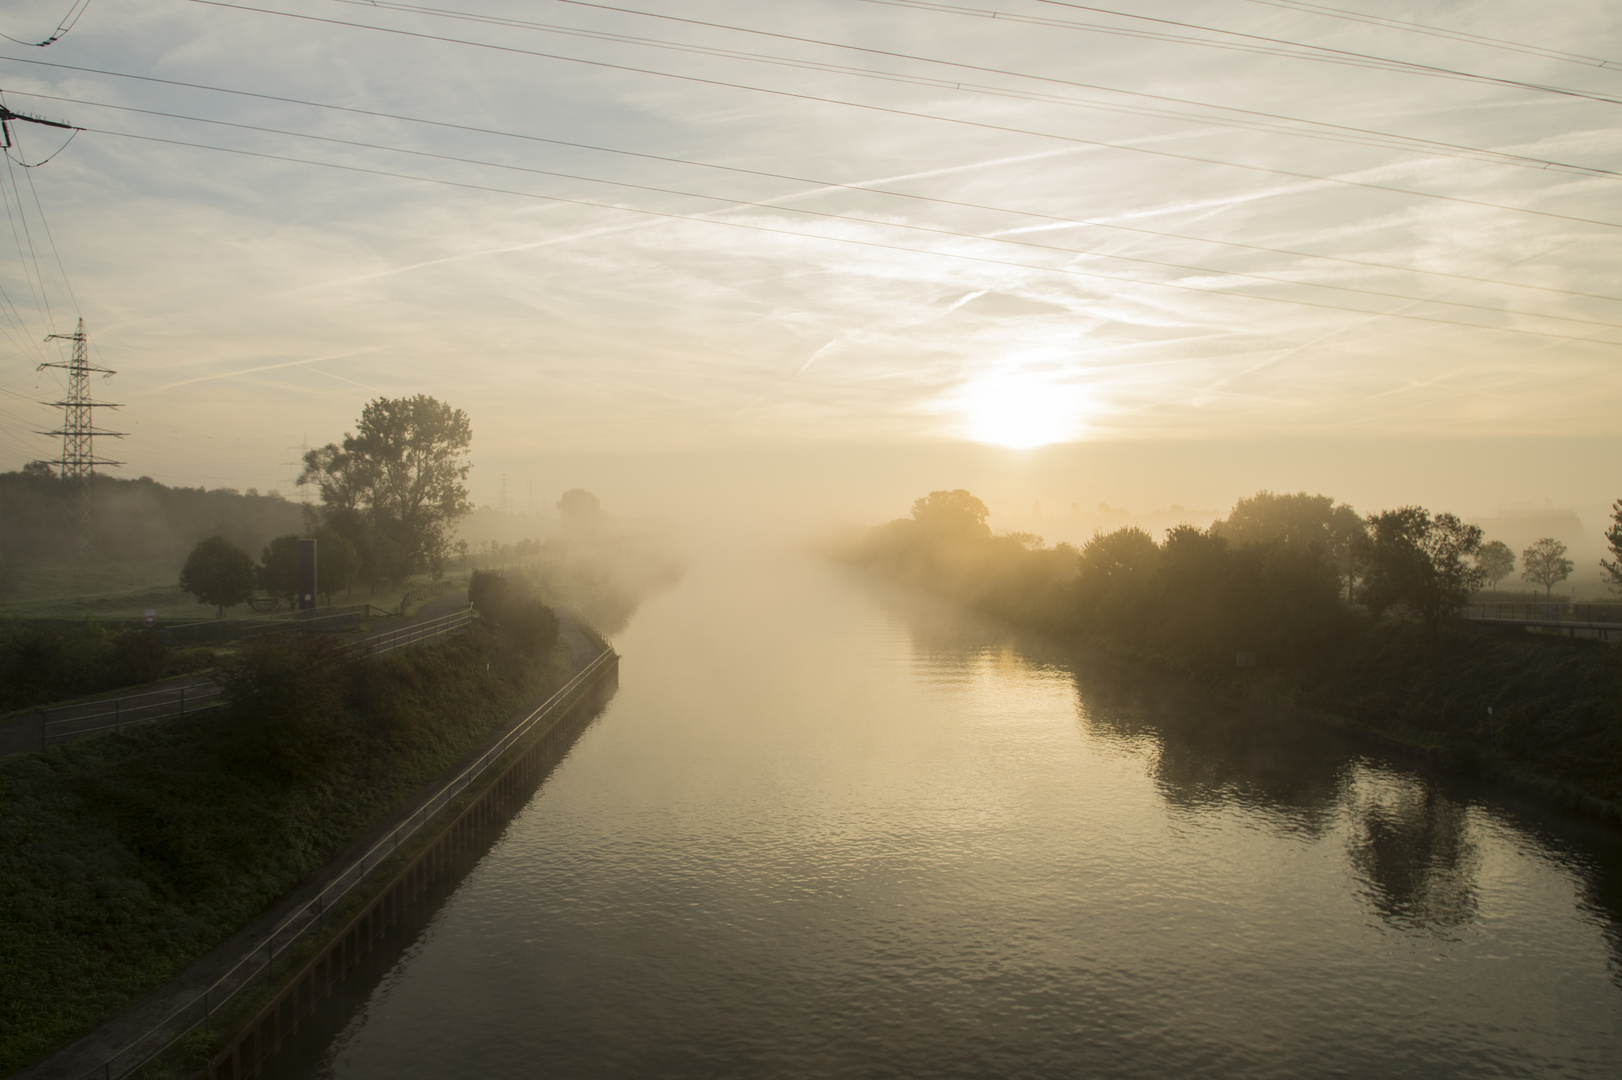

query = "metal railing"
(72, 637), (619, 1080)
(1462, 602), (1622, 628)
(31, 682), (226, 750)
(359, 607), (474, 658)
(12, 610), (478, 754)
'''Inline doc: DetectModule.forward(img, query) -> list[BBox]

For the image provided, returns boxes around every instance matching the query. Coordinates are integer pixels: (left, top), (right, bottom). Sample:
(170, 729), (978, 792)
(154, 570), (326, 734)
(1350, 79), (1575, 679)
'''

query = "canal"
(293, 548), (1622, 1078)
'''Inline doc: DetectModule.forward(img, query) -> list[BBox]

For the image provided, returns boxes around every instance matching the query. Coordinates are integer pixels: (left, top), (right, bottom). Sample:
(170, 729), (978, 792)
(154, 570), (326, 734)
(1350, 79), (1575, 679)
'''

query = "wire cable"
(1031, 0), (1622, 107)
(1233, 0), (1622, 69)
(179, 3), (1622, 232)
(81, 125), (1622, 349)
(4, 54), (1616, 305)
(860, 0), (1622, 104)
(326, 0), (1618, 180)
(1, 0), (94, 48)
(20, 138), (78, 314)
(33, 91), (1622, 333)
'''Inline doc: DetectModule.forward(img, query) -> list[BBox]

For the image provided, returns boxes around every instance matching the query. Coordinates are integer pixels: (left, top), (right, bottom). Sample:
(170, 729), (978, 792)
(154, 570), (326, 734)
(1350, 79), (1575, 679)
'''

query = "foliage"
(1603, 499), (1622, 596)
(257, 534), (302, 608)
(1358, 508), (1484, 637)
(0, 624), (571, 1074)
(1210, 490), (1364, 598)
(469, 570), (561, 658)
(1519, 537), (1574, 598)
(315, 529), (362, 602)
(911, 489), (992, 538)
(299, 396), (472, 585)
(1475, 540), (1515, 589)
(215, 634), (353, 776)
(178, 536), (256, 616)
(0, 622), (169, 711)
(557, 489), (604, 538)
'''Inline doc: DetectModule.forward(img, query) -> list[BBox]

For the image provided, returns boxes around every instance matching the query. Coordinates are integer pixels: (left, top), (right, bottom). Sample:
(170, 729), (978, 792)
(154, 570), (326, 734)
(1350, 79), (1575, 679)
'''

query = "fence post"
(40, 711), (46, 750)
(179, 686), (185, 719)
(115, 698), (122, 733)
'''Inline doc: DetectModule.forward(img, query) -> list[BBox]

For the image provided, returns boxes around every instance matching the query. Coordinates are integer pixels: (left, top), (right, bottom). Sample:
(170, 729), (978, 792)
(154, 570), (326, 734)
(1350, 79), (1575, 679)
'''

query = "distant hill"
(0, 469), (306, 572)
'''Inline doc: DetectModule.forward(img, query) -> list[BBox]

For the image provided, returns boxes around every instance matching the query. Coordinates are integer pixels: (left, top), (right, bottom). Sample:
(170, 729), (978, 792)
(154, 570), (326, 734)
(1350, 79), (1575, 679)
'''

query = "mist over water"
(302, 547), (1622, 1079)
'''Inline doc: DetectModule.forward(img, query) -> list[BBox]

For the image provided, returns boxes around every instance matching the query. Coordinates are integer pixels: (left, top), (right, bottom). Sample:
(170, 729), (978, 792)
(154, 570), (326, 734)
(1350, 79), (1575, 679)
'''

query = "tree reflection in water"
(1347, 776), (1480, 932)
(868, 570), (1617, 965)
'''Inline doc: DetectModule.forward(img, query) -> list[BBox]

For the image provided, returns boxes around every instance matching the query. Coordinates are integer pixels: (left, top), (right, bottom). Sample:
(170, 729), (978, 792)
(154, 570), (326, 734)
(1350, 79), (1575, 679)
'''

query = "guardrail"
(31, 682), (227, 750)
(358, 608), (474, 659)
(72, 634), (618, 1080)
(1462, 602), (1622, 638)
(14, 610), (479, 755)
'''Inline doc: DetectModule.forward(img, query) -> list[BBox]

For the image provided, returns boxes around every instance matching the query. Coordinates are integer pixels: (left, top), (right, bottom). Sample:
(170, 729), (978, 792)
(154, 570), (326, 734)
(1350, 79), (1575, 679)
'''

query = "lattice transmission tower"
(38, 318), (123, 545)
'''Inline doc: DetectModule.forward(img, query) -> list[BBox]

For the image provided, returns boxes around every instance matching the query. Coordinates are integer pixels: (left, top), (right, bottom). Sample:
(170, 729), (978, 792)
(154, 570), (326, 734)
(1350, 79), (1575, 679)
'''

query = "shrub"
(215, 633), (354, 774)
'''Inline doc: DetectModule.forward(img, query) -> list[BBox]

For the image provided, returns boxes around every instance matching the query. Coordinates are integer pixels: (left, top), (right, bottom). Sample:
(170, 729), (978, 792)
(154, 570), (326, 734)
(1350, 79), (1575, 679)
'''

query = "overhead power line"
(860, 0), (1622, 105)
(81, 125), (1622, 349)
(1234, 0), (1622, 69)
(1030, 0), (1622, 106)
(180, 2), (1622, 233)
(4, 54), (1617, 307)
(327, 0), (1618, 180)
(27, 90), (1622, 334)
(1, 0), (94, 48)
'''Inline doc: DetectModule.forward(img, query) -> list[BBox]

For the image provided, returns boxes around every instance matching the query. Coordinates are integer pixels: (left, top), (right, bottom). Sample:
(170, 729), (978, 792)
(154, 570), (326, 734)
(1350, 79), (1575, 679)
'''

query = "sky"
(0, 0), (1618, 548)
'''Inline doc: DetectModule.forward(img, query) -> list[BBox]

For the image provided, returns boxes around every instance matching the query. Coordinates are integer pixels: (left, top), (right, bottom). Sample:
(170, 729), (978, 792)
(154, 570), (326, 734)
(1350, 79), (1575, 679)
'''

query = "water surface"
(304, 550), (1622, 1078)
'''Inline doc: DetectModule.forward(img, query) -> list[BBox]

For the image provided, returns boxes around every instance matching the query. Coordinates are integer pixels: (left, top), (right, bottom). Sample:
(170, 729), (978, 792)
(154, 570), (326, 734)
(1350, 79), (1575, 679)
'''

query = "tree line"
(846, 489), (1622, 663)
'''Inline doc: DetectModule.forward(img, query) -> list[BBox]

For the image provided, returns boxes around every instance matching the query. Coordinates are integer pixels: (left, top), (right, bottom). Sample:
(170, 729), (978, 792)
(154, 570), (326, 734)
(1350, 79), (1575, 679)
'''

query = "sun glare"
(960, 374), (1083, 449)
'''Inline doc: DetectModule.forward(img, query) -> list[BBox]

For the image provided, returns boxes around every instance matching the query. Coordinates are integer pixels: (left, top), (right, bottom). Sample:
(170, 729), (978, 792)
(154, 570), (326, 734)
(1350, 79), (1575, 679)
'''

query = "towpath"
(0, 593), (471, 757)
(14, 607), (609, 1080)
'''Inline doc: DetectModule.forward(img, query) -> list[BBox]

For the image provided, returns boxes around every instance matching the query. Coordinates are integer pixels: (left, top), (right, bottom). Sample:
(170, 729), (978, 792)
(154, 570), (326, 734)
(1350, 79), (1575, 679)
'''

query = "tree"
(557, 489), (604, 539)
(1475, 540), (1515, 591)
(316, 529), (361, 602)
(1358, 507), (1484, 637)
(299, 395), (473, 583)
(1521, 537), (1574, 598)
(1211, 491), (1364, 600)
(1601, 500), (1622, 596)
(296, 443), (371, 513)
(258, 534), (301, 608)
(910, 489), (991, 539)
(180, 535), (256, 616)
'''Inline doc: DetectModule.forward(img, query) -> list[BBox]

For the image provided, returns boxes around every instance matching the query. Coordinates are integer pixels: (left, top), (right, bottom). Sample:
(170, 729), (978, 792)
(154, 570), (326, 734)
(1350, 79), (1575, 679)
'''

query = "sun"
(959, 373), (1083, 449)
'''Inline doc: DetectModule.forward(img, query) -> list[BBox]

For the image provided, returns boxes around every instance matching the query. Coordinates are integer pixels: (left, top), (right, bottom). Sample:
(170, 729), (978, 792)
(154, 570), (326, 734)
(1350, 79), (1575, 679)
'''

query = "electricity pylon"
(38, 319), (123, 546)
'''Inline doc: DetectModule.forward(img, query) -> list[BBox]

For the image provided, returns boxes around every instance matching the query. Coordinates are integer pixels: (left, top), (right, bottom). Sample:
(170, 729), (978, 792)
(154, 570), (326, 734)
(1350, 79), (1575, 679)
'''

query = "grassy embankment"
(840, 495), (1622, 823)
(0, 593), (568, 1077)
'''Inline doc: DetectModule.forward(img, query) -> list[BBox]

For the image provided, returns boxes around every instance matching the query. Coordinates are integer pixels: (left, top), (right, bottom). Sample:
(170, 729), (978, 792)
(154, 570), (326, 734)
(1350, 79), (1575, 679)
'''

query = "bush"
(0, 623), (169, 711)
(215, 634), (353, 774)
(469, 570), (560, 658)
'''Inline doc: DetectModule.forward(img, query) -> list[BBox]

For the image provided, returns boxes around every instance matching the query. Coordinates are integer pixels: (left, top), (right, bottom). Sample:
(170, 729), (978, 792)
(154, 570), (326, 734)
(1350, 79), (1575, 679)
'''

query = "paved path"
(14, 608), (609, 1080)
(0, 595), (474, 758)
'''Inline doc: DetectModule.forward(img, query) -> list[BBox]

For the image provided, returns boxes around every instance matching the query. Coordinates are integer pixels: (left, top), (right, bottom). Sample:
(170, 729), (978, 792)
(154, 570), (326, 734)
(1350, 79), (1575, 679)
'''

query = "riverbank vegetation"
(838, 490), (1622, 821)
(0, 590), (567, 1075)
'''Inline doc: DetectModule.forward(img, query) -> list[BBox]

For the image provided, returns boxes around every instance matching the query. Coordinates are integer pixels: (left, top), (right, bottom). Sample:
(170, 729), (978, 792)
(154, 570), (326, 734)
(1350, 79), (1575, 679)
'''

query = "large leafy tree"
(1211, 490), (1364, 600)
(910, 489), (991, 539)
(299, 395), (473, 584)
(1358, 507), (1485, 637)
(179, 535), (256, 616)
(1520, 537), (1574, 598)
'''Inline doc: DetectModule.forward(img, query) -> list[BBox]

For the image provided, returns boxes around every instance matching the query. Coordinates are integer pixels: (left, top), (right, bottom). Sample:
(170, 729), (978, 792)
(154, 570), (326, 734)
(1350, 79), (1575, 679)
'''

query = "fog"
(462, 433), (1620, 590)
